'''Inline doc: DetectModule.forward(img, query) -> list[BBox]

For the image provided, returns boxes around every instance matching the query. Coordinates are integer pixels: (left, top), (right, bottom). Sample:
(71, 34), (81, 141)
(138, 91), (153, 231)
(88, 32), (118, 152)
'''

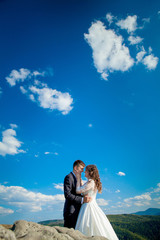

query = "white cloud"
(20, 86), (27, 94)
(115, 190), (120, 193)
(124, 193), (152, 207)
(34, 79), (48, 88)
(84, 21), (134, 80)
(53, 183), (64, 191)
(97, 198), (109, 206)
(122, 183), (160, 209)
(27, 85), (73, 115)
(3, 182), (9, 185)
(134, 201), (150, 207)
(0, 127), (25, 157)
(154, 197), (160, 202)
(10, 124), (18, 129)
(136, 46), (146, 62)
(101, 72), (109, 81)
(151, 182), (160, 193)
(88, 123), (93, 128)
(44, 152), (50, 155)
(157, 183), (160, 188)
(85, 13), (158, 80)
(108, 183), (160, 213)
(0, 206), (14, 215)
(117, 171), (126, 176)
(7, 68), (74, 115)
(29, 94), (35, 102)
(143, 54), (159, 70)
(116, 15), (138, 33)
(0, 184), (64, 213)
(6, 69), (51, 87)
(6, 68), (31, 86)
(136, 46), (159, 70)
(128, 35), (143, 45)
(148, 47), (152, 54)
(106, 13), (114, 25)
(32, 70), (46, 77)
(142, 18), (150, 23)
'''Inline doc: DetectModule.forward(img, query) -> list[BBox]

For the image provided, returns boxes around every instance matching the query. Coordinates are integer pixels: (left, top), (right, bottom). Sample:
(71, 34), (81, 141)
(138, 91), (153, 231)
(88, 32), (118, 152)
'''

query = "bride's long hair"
(86, 165), (102, 193)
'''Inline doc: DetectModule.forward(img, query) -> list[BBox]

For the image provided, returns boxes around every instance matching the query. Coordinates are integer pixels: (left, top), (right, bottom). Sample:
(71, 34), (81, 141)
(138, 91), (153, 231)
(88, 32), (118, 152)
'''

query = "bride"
(75, 165), (119, 240)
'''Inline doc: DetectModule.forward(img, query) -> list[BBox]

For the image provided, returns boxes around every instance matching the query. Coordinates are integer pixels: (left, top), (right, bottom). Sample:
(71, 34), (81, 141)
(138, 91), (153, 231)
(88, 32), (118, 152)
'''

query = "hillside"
(132, 208), (160, 216)
(39, 214), (160, 240)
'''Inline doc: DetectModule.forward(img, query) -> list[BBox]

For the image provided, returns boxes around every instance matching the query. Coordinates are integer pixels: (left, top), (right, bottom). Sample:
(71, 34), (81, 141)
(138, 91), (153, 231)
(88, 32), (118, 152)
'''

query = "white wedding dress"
(75, 179), (119, 240)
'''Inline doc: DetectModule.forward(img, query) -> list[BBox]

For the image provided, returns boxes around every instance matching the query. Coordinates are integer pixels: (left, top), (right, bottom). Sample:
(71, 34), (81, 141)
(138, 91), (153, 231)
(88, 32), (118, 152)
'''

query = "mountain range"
(39, 214), (160, 239)
(132, 208), (160, 216)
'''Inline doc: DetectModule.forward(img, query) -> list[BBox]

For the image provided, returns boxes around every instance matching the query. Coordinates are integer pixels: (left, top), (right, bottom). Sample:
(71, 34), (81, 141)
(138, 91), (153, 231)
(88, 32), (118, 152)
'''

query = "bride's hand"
(80, 178), (83, 186)
(75, 171), (81, 179)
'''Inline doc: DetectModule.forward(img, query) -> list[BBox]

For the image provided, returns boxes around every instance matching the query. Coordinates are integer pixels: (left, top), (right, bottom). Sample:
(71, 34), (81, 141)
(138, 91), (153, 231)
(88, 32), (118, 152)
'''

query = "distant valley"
(39, 209), (160, 240)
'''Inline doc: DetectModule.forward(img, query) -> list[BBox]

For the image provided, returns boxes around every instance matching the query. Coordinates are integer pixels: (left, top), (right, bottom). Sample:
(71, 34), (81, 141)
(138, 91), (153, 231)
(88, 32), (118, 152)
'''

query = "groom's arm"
(64, 175), (82, 204)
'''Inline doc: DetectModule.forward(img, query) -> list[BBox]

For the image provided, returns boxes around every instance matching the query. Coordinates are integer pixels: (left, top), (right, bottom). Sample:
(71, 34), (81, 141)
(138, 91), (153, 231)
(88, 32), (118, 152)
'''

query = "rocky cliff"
(0, 220), (108, 240)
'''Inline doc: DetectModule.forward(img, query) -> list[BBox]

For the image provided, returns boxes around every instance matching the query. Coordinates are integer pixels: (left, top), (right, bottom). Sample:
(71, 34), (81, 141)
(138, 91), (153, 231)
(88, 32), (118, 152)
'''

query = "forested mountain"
(39, 214), (160, 240)
(132, 208), (160, 216)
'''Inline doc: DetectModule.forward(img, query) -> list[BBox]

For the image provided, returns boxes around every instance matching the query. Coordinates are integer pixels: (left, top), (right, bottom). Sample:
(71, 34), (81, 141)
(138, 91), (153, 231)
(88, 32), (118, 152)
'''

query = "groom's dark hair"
(73, 160), (85, 168)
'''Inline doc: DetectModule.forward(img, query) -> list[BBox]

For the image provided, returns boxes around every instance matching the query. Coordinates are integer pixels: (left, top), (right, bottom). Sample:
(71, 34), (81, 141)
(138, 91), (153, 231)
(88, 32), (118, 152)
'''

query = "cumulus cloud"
(0, 126), (25, 157)
(106, 13), (114, 25)
(150, 182), (160, 193)
(125, 193), (151, 202)
(136, 46), (159, 69)
(85, 13), (158, 80)
(6, 68), (73, 115)
(110, 183), (160, 213)
(142, 18), (150, 23)
(143, 54), (159, 70)
(6, 68), (31, 86)
(27, 85), (73, 115)
(117, 172), (126, 176)
(0, 184), (64, 213)
(20, 86), (28, 94)
(122, 183), (160, 208)
(53, 183), (64, 191)
(5, 69), (51, 87)
(44, 152), (50, 155)
(116, 15), (138, 33)
(97, 198), (109, 206)
(115, 190), (120, 193)
(84, 21), (134, 80)
(10, 124), (18, 129)
(0, 206), (14, 215)
(136, 46), (147, 62)
(124, 193), (151, 207)
(128, 35), (143, 45)
(154, 197), (160, 202)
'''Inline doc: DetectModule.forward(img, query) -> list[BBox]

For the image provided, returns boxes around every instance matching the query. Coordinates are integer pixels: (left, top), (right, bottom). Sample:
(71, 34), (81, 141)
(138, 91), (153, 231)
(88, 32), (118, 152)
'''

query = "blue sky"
(0, 0), (160, 224)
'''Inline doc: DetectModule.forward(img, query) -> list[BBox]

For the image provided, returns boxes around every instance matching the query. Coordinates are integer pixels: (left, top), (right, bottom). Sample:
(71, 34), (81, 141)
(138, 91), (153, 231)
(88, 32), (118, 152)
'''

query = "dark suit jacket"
(63, 172), (82, 228)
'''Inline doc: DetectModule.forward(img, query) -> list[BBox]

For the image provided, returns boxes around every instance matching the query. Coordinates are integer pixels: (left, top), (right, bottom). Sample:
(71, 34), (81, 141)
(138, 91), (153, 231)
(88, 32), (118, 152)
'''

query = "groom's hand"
(83, 195), (91, 203)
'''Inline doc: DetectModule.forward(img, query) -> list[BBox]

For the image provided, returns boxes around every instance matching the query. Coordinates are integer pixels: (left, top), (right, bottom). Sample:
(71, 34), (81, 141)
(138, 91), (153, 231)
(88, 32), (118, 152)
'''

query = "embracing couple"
(63, 160), (119, 240)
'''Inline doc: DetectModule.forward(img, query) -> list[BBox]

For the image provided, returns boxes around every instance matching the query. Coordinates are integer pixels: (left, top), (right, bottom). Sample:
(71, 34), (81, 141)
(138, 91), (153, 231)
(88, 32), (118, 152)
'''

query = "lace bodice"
(76, 179), (97, 199)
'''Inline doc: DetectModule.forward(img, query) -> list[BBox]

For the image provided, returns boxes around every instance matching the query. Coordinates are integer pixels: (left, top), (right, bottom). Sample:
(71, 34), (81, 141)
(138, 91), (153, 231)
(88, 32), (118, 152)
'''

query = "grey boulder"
(0, 220), (108, 240)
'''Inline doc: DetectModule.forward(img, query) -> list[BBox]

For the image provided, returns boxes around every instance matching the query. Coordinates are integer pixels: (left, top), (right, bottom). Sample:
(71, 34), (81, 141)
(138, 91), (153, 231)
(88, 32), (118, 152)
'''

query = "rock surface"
(0, 220), (108, 240)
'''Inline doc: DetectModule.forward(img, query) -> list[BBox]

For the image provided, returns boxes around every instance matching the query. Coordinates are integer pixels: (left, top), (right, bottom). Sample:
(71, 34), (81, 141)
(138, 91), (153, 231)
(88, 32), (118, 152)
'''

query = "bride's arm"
(76, 178), (94, 194)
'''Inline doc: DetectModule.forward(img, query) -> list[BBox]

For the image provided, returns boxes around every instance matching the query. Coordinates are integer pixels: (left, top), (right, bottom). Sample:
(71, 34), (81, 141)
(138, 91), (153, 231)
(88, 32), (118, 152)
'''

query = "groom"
(63, 160), (91, 229)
